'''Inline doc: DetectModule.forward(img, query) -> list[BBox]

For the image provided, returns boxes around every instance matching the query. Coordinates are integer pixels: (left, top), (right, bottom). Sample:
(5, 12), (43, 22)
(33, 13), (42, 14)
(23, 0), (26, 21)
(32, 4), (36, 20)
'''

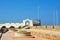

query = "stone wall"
(30, 26), (60, 40)
(30, 26), (60, 30)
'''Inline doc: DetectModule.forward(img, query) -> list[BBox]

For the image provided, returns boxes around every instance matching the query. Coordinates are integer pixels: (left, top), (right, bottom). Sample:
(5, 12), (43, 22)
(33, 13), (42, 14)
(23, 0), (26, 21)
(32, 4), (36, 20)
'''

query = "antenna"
(37, 6), (40, 19)
(53, 10), (56, 26)
(56, 10), (58, 26)
(37, 0), (40, 20)
(53, 9), (58, 26)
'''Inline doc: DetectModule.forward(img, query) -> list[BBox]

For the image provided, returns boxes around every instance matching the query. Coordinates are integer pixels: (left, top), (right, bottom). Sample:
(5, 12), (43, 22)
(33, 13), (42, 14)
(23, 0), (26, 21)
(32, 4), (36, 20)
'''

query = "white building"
(0, 19), (33, 28)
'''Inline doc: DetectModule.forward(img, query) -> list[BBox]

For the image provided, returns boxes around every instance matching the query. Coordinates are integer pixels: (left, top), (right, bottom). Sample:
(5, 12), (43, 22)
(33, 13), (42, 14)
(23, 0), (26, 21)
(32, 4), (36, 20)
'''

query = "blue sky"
(0, 0), (60, 25)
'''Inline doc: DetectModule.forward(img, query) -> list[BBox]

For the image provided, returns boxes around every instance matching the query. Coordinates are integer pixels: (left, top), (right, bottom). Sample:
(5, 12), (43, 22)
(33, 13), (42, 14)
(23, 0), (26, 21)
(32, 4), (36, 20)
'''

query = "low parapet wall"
(30, 26), (60, 30)
(30, 26), (60, 40)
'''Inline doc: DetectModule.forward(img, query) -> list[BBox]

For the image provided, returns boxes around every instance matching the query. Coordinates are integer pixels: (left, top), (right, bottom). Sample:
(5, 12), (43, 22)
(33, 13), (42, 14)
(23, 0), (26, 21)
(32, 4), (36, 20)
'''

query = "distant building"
(33, 19), (41, 26)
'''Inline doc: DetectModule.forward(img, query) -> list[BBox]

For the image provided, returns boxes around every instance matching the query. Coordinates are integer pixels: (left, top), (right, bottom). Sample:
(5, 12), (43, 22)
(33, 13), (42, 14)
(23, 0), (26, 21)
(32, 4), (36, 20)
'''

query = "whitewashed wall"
(0, 19), (33, 28)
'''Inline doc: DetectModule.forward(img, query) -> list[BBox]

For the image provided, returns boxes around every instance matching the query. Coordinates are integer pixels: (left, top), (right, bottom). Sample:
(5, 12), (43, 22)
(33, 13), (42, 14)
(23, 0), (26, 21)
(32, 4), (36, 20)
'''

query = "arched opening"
(1, 26), (8, 33)
(25, 21), (30, 26)
(9, 26), (15, 30)
(1, 26), (6, 28)
(18, 26), (21, 29)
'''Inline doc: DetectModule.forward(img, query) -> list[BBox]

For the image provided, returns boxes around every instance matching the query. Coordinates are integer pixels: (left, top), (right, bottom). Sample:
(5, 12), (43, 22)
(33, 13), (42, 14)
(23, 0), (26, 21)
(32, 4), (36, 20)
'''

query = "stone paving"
(12, 38), (47, 40)
(1, 29), (60, 40)
(26, 29), (60, 36)
(1, 30), (47, 40)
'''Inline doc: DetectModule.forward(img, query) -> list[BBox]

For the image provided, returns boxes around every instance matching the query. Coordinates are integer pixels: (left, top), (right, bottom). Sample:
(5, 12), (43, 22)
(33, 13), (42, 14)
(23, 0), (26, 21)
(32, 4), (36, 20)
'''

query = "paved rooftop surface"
(1, 30), (47, 40)
(23, 29), (60, 36)
(11, 38), (47, 40)
(1, 29), (60, 40)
